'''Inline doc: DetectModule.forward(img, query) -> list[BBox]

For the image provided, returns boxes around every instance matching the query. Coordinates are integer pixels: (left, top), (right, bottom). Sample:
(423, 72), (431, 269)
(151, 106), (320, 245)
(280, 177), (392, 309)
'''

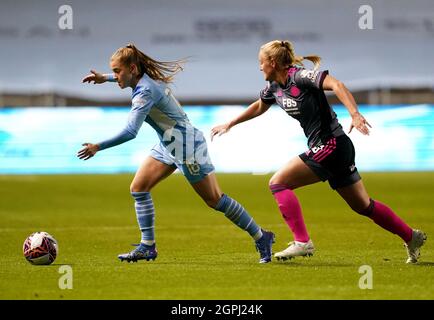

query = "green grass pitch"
(1, 172), (433, 299)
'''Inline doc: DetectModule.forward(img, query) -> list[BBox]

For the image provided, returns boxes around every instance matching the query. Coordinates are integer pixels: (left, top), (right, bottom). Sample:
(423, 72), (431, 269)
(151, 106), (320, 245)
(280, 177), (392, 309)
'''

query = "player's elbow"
(125, 129), (138, 140)
(332, 80), (347, 93)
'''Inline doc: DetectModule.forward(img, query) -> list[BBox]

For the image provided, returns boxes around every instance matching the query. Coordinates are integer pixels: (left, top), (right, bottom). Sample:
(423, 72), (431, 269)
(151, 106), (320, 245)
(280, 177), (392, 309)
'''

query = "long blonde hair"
(111, 43), (186, 83)
(260, 40), (321, 70)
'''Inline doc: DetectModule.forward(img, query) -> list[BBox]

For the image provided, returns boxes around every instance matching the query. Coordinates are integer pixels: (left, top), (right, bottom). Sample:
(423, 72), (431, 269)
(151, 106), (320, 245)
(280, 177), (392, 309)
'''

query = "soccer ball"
(23, 231), (58, 265)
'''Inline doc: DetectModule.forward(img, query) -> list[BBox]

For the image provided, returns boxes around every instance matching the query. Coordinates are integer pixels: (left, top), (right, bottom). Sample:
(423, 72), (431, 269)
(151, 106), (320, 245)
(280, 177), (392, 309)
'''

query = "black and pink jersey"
(260, 66), (345, 148)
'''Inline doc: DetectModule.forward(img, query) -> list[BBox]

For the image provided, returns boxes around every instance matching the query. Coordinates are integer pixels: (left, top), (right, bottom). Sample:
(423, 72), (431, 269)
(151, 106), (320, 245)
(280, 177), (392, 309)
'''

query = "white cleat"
(404, 229), (427, 264)
(274, 239), (315, 261)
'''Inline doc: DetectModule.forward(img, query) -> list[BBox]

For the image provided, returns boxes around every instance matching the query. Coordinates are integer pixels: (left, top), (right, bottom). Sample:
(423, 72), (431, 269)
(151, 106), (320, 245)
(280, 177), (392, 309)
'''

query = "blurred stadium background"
(1, 0), (434, 300)
(1, 0), (433, 174)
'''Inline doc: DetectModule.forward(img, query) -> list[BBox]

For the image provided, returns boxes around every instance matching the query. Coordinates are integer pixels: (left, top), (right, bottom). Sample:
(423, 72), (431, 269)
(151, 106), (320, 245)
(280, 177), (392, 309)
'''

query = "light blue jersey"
(98, 73), (214, 183)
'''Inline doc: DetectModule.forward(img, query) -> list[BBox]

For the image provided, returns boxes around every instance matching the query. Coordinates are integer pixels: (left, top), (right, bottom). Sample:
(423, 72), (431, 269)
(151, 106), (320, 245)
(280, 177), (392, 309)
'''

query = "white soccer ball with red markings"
(23, 232), (58, 265)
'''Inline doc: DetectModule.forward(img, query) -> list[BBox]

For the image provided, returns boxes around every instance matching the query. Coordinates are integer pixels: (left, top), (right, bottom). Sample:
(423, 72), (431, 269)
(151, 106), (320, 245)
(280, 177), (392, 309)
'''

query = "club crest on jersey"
(132, 96), (147, 108)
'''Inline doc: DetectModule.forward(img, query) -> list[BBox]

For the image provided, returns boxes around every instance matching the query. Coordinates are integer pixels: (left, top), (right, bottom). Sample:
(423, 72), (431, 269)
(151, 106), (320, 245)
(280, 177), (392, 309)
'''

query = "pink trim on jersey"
(287, 67), (298, 77)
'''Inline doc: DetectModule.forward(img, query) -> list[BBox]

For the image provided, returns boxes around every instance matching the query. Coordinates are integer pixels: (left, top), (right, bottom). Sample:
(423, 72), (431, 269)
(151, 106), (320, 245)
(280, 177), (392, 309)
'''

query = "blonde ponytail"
(260, 40), (321, 70)
(301, 55), (321, 70)
(111, 43), (187, 83)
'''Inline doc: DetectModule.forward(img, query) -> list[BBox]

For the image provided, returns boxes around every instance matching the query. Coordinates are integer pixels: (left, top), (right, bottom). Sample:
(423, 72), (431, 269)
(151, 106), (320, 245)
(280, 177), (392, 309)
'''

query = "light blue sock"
(131, 191), (155, 244)
(215, 194), (262, 240)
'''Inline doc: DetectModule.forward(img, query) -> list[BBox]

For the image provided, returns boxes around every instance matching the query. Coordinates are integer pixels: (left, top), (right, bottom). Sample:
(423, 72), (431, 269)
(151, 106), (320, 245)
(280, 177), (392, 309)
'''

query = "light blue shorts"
(149, 135), (215, 184)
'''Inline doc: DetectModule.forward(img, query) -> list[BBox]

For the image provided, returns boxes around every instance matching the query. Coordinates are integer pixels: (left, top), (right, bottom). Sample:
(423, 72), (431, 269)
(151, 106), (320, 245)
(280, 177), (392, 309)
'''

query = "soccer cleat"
(118, 243), (158, 263)
(255, 229), (275, 264)
(274, 239), (315, 261)
(404, 229), (427, 264)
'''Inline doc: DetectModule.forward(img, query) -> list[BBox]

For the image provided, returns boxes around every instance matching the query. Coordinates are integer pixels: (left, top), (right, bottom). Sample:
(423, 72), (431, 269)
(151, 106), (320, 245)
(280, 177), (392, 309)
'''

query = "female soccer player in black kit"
(211, 40), (426, 263)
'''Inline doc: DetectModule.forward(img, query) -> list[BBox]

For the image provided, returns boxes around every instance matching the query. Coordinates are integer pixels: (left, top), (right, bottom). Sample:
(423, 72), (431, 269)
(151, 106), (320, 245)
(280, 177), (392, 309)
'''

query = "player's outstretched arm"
(82, 70), (115, 84)
(322, 74), (371, 135)
(211, 99), (270, 141)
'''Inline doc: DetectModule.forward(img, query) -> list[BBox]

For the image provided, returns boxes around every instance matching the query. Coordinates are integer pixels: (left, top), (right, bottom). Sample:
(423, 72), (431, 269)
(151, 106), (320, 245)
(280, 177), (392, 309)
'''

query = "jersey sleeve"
(259, 82), (276, 105)
(97, 129), (135, 151)
(294, 69), (329, 90)
(125, 89), (153, 136)
(97, 89), (153, 150)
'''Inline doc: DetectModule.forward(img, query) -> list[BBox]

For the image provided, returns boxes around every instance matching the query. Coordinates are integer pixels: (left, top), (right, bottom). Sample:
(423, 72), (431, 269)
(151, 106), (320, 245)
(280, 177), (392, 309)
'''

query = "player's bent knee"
(130, 183), (151, 193)
(269, 179), (296, 191)
(269, 177), (287, 188)
(353, 198), (375, 216)
(269, 173), (283, 185)
(204, 197), (220, 209)
(269, 183), (292, 195)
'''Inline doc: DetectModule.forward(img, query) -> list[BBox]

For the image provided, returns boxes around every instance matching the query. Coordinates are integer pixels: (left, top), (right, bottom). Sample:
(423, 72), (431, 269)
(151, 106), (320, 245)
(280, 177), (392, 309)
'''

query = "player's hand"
(210, 123), (232, 141)
(77, 143), (100, 160)
(82, 70), (106, 84)
(349, 112), (372, 135)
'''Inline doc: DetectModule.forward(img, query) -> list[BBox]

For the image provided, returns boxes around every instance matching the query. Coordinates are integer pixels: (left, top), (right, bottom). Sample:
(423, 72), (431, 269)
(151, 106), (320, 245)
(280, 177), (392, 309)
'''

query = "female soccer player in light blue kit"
(78, 44), (274, 263)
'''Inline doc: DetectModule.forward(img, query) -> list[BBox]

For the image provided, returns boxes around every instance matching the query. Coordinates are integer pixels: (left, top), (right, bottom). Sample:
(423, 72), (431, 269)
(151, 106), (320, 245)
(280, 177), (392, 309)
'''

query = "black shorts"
(299, 134), (361, 189)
